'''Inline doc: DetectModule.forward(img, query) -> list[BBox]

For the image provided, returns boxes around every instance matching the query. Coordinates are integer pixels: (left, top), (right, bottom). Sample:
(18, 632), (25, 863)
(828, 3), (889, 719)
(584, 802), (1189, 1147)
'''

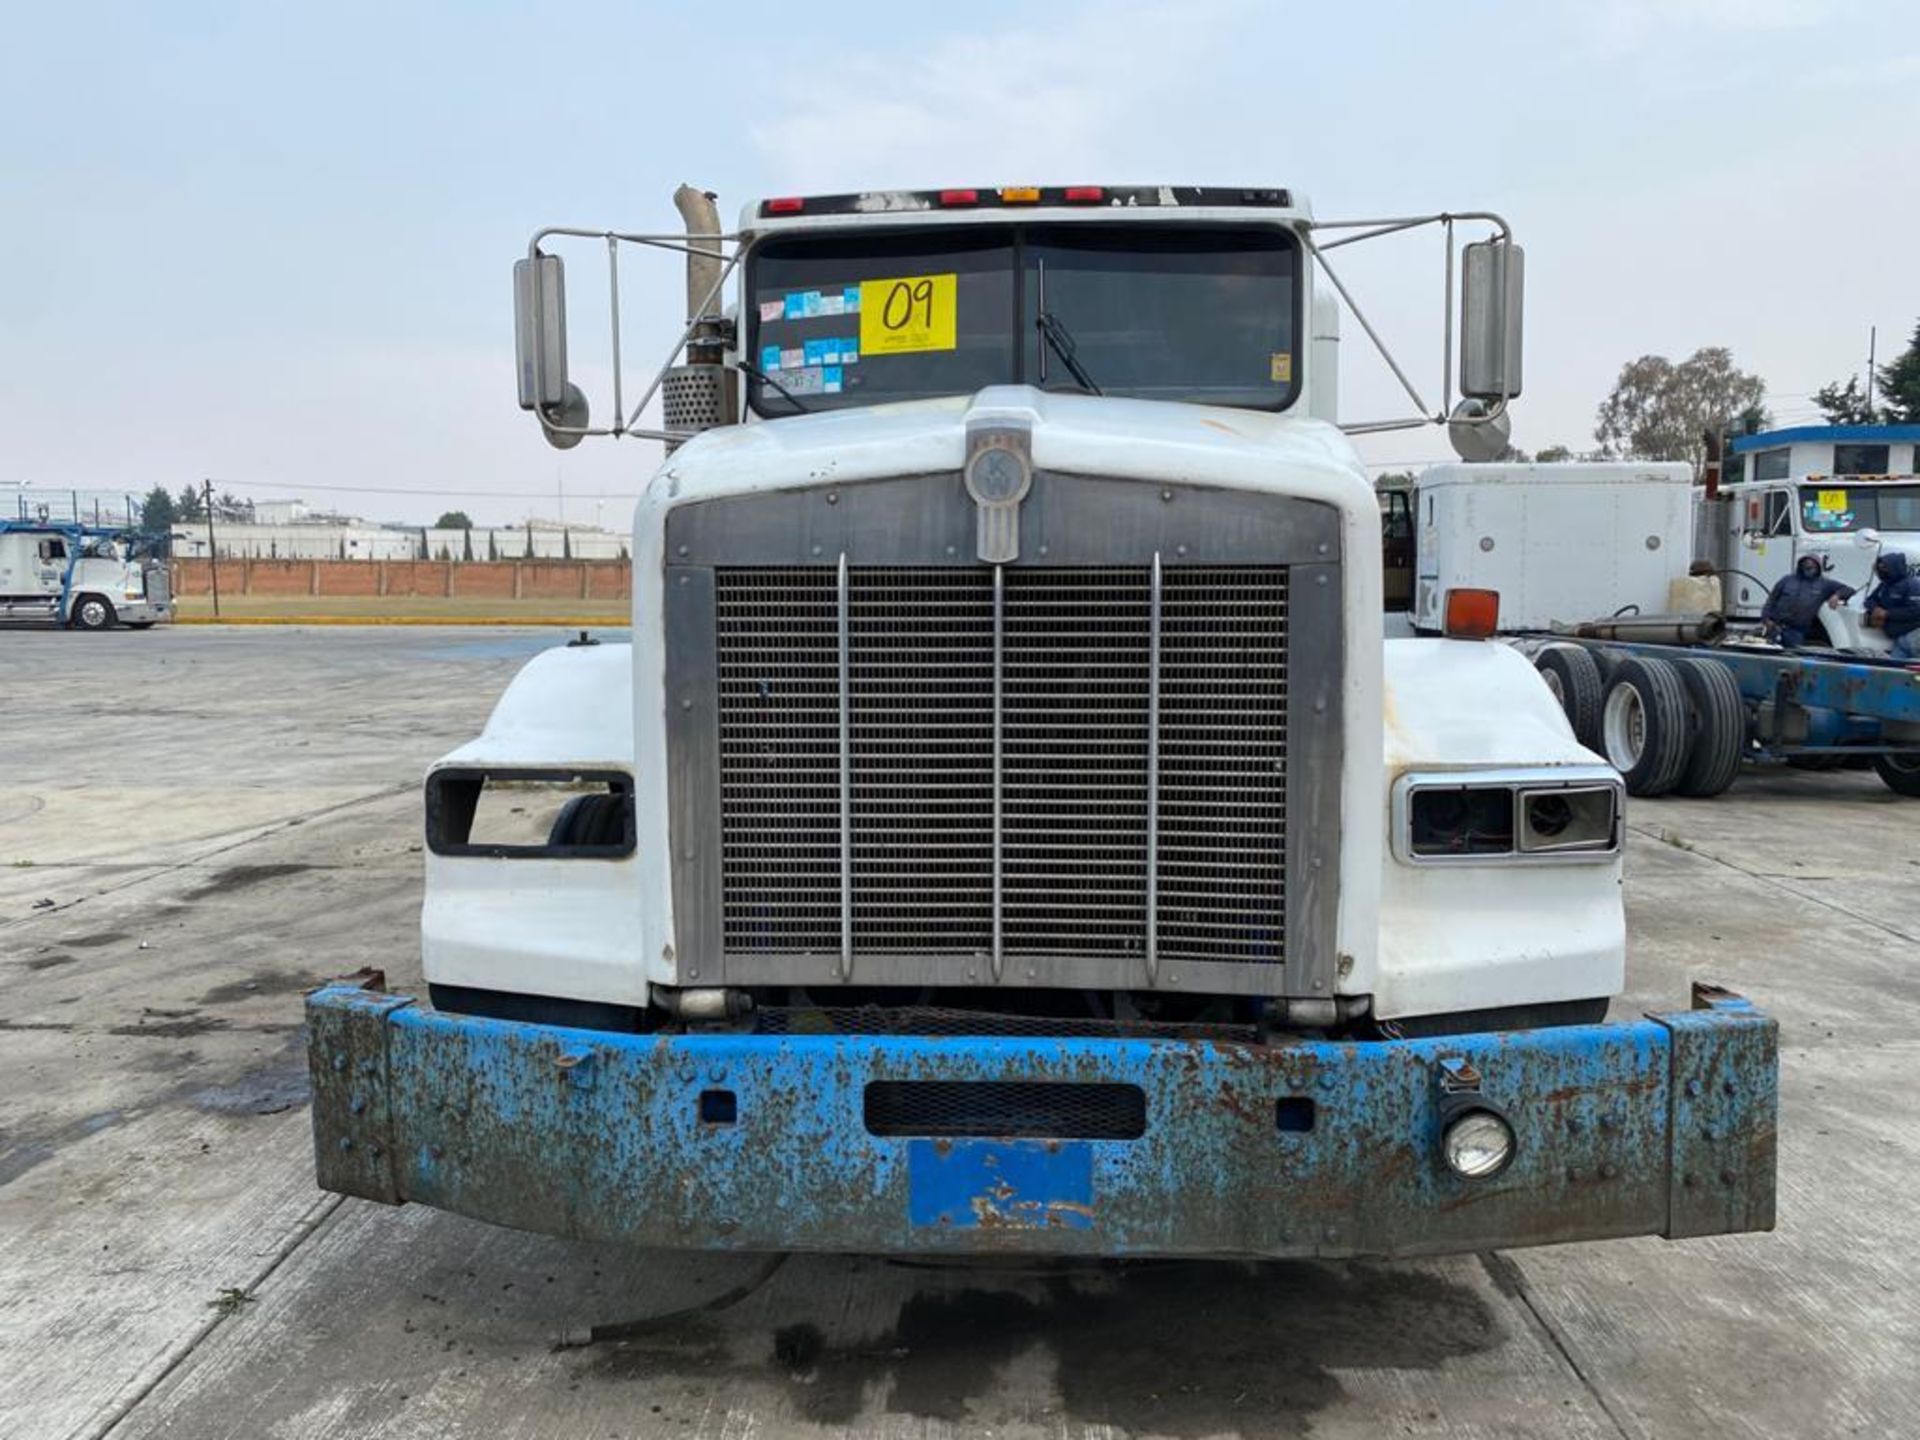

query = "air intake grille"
(714, 565), (1288, 973)
(863, 1081), (1148, 1140)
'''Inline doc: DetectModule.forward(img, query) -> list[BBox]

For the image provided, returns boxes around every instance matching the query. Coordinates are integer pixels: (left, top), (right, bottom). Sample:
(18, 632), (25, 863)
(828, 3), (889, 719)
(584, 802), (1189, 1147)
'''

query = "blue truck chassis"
(1587, 639), (1920, 758)
(308, 976), (1776, 1258)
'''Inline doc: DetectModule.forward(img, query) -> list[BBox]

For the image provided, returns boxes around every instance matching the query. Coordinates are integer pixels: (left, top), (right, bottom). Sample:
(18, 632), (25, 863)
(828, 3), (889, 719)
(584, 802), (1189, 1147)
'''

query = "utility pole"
(204, 479), (221, 619)
(1866, 326), (1878, 418)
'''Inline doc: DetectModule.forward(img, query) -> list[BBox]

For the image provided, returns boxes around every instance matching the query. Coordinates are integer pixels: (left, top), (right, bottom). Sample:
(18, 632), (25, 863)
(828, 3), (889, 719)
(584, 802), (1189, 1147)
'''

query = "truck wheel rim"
(1541, 668), (1565, 704)
(80, 600), (105, 626)
(1603, 685), (1645, 770)
(1889, 754), (1920, 776)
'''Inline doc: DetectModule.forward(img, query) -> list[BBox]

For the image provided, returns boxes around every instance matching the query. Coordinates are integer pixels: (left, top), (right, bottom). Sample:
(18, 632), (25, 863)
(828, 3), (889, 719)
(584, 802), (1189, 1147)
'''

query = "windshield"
(745, 223), (1298, 416)
(1799, 484), (1920, 534)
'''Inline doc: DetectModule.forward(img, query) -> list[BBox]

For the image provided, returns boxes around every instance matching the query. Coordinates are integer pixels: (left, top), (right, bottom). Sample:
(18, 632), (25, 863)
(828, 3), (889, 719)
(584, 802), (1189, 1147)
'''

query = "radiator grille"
(714, 565), (1288, 973)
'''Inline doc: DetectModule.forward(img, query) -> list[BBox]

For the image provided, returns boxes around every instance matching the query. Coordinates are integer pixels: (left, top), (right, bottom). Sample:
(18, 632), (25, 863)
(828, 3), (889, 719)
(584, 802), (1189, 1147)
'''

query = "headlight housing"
(1441, 1110), (1516, 1179)
(1395, 766), (1622, 864)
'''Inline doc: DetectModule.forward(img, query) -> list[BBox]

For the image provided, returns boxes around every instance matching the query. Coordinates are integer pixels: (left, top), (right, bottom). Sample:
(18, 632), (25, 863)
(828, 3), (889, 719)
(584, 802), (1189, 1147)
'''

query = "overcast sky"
(4, 0), (1916, 525)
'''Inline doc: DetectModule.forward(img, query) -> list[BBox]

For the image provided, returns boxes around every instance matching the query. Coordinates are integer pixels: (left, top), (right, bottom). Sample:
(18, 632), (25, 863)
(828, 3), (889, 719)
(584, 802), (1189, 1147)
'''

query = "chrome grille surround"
(665, 471), (1344, 999)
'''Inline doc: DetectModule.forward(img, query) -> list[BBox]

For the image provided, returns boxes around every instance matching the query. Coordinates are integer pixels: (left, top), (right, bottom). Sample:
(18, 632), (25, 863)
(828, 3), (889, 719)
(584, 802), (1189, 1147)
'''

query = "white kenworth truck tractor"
(309, 184), (1776, 1259)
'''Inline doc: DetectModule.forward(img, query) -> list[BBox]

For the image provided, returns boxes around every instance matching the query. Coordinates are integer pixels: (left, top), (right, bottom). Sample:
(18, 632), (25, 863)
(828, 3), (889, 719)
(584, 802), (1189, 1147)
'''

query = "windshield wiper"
(1036, 310), (1102, 395)
(1034, 258), (1102, 396)
(738, 359), (813, 413)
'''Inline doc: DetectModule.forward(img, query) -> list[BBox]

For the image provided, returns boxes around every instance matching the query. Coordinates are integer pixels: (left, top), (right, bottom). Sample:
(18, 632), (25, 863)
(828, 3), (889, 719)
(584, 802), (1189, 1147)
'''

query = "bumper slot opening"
(698, 1089), (738, 1125)
(1275, 1096), (1317, 1133)
(864, 1081), (1147, 1140)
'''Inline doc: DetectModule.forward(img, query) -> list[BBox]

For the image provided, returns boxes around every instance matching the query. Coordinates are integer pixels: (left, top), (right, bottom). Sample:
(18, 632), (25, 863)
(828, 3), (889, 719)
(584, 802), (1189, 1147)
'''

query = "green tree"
(462, 528), (475, 562)
(434, 510), (474, 529)
(1535, 444), (1575, 463)
(1812, 376), (1885, 425)
(176, 485), (206, 522)
(1594, 347), (1769, 476)
(139, 485), (176, 533)
(1876, 320), (1920, 423)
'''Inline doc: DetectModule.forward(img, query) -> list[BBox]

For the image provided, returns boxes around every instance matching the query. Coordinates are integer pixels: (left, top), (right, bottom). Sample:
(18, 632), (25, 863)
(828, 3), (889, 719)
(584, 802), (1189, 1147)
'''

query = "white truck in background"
(0, 520), (173, 629)
(306, 181), (1777, 1261)
(1391, 460), (1920, 798)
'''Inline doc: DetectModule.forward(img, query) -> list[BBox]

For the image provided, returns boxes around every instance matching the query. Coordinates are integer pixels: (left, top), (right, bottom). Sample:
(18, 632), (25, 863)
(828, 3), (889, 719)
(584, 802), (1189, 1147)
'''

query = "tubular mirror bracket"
(522, 226), (746, 448)
(1301, 211), (1518, 437)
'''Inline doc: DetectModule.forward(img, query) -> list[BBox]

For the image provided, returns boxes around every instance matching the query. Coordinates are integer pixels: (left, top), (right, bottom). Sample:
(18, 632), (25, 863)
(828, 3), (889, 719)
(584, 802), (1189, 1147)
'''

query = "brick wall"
(170, 558), (632, 601)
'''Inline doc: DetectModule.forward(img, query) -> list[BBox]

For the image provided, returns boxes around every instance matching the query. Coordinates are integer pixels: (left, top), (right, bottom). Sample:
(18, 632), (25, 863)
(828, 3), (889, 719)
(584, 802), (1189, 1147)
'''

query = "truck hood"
(648, 386), (1370, 510)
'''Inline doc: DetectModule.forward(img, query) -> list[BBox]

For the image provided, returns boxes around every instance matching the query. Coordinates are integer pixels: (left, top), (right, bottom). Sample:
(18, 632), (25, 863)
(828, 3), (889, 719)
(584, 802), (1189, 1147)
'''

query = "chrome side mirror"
(514, 253), (568, 410)
(514, 253), (588, 449)
(1460, 240), (1525, 401)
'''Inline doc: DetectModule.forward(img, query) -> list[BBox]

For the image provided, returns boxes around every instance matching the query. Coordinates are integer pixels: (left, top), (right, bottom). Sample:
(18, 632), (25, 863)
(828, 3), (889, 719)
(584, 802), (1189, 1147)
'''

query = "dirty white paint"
(1376, 639), (1622, 1018)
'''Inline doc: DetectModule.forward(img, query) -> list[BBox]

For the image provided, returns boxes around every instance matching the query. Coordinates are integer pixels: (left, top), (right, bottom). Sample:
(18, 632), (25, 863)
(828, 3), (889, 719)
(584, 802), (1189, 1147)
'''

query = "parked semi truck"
(1393, 461), (1920, 799)
(0, 517), (172, 629)
(308, 184), (1776, 1258)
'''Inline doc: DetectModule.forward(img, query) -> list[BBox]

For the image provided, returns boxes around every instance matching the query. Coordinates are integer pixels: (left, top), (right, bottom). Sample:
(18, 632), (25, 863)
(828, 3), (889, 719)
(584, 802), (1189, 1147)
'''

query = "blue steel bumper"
(307, 981), (1776, 1258)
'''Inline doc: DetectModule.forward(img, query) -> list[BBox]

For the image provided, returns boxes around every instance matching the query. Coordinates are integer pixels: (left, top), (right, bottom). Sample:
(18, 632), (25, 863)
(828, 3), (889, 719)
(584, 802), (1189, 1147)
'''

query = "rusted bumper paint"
(307, 983), (1776, 1258)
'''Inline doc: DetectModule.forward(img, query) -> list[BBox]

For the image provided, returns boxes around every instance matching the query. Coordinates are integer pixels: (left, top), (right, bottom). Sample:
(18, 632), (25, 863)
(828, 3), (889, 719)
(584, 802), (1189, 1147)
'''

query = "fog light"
(1441, 1110), (1515, 1178)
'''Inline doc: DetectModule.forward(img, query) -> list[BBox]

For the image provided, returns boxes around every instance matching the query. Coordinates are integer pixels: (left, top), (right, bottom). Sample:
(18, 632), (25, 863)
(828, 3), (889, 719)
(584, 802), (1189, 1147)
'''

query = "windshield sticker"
(1816, 488), (1848, 513)
(1270, 352), (1292, 384)
(774, 365), (845, 397)
(760, 344), (782, 372)
(758, 299), (784, 323)
(780, 347), (805, 371)
(859, 273), (959, 356)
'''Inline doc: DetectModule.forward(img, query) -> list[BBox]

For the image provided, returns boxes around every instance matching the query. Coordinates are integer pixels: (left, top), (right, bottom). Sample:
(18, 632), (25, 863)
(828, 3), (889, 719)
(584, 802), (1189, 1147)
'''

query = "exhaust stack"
(675, 184), (725, 337)
(661, 184), (737, 453)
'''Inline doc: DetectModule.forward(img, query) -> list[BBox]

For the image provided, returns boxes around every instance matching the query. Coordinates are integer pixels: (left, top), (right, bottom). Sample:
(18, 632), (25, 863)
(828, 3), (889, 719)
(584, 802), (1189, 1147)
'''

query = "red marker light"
(938, 189), (979, 206)
(1443, 588), (1501, 640)
(762, 196), (805, 215)
(1063, 186), (1105, 203)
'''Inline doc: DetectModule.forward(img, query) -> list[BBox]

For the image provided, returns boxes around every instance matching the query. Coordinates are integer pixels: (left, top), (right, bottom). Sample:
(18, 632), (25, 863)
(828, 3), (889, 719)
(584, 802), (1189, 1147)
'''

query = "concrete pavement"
(1, 625), (1914, 1439)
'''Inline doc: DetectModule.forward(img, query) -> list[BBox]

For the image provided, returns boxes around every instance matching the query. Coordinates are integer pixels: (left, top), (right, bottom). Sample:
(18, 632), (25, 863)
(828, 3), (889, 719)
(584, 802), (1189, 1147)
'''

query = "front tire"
(1873, 752), (1920, 798)
(1602, 656), (1691, 796)
(69, 595), (116, 631)
(548, 792), (627, 847)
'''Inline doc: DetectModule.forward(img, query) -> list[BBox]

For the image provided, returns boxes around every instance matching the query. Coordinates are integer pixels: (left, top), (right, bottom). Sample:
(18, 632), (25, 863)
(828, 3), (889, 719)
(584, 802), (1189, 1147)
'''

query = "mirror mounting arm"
(1303, 211), (1521, 441)
(513, 225), (745, 451)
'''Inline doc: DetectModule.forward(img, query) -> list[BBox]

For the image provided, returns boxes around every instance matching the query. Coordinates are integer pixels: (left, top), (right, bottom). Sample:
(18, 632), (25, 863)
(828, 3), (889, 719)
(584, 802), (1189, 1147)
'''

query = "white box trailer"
(1411, 462), (1694, 632)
